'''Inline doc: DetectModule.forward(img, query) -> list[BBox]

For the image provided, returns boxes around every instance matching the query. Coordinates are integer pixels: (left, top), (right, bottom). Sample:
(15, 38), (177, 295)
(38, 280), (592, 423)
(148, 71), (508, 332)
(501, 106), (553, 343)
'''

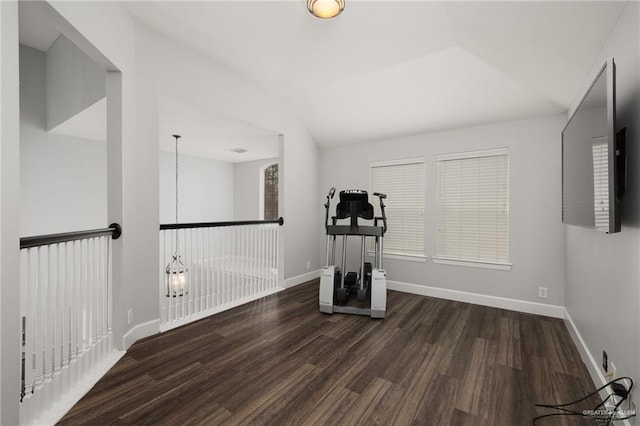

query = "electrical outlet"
(538, 287), (548, 298)
(306, 260), (311, 270)
(127, 309), (133, 325)
(602, 350), (608, 372)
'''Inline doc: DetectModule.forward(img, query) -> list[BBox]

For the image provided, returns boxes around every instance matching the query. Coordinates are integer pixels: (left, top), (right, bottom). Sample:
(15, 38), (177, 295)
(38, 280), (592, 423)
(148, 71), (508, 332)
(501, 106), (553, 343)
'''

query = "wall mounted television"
(562, 58), (626, 233)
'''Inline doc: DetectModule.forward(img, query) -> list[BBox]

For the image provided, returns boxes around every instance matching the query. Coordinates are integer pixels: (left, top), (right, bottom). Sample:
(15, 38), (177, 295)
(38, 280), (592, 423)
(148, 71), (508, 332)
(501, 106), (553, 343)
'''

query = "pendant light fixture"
(165, 134), (188, 297)
(307, 0), (345, 19)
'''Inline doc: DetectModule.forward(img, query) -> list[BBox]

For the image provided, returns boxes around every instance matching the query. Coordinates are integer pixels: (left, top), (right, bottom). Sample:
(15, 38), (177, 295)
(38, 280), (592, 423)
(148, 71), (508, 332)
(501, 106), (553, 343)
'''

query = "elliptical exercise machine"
(319, 188), (388, 318)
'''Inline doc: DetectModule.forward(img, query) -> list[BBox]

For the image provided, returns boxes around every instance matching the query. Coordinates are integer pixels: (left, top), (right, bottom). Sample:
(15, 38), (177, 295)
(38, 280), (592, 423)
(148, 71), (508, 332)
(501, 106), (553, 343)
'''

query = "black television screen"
(562, 58), (622, 233)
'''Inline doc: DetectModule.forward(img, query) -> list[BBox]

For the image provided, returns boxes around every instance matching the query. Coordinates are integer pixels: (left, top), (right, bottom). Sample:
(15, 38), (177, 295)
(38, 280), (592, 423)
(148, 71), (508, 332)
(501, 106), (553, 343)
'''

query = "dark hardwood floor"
(59, 280), (599, 425)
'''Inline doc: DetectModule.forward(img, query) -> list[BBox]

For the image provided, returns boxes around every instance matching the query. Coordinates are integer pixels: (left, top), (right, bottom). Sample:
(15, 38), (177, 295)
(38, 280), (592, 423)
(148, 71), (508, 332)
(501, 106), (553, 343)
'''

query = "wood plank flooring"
(59, 280), (599, 425)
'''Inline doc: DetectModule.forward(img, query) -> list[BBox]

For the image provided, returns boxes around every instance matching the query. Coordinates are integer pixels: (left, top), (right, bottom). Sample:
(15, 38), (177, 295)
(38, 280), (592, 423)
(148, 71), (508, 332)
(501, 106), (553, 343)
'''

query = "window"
(263, 163), (278, 220)
(435, 149), (510, 269)
(370, 158), (425, 259)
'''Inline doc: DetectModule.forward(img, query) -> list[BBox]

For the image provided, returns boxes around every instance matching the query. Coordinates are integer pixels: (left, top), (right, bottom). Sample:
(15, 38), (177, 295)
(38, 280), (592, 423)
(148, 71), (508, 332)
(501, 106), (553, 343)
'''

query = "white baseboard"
(33, 349), (125, 426)
(387, 280), (565, 318)
(159, 287), (284, 333)
(564, 309), (633, 426)
(284, 269), (321, 289)
(564, 309), (607, 386)
(122, 319), (161, 350)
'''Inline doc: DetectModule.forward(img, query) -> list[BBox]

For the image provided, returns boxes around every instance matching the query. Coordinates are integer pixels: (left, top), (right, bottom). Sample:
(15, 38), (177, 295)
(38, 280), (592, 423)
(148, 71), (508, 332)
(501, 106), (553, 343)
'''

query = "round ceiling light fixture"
(307, 0), (345, 19)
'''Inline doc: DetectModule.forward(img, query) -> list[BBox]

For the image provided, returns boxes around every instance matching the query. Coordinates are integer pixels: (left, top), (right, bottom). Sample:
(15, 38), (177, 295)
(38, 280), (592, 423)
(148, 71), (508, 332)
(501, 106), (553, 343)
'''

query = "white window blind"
(436, 149), (509, 264)
(370, 158), (425, 257)
(591, 137), (609, 231)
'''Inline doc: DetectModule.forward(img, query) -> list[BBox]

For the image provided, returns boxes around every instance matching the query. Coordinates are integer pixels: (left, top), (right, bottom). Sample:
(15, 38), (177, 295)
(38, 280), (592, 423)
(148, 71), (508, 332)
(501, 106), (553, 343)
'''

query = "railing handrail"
(159, 217), (284, 231)
(20, 223), (122, 249)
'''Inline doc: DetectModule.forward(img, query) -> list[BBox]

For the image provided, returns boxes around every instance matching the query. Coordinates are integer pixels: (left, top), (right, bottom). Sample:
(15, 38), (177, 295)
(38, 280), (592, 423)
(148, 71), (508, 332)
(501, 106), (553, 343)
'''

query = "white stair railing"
(19, 224), (121, 425)
(159, 218), (283, 331)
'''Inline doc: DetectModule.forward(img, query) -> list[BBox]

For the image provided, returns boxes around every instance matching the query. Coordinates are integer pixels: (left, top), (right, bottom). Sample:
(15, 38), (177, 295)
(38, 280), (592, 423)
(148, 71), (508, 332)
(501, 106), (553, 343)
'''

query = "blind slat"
(436, 152), (509, 263)
(371, 159), (425, 256)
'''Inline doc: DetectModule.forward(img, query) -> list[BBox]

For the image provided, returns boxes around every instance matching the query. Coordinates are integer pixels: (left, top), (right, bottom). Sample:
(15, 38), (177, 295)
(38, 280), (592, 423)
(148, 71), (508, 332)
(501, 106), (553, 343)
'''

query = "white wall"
(234, 157), (277, 220)
(20, 44), (107, 237)
(565, 0), (640, 402)
(45, 34), (105, 130)
(46, 0), (141, 352)
(1, 2), (21, 423)
(3, 0), (322, 420)
(159, 152), (234, 223)
(321, 114), (566, 306)
(135, 24), (321, 281)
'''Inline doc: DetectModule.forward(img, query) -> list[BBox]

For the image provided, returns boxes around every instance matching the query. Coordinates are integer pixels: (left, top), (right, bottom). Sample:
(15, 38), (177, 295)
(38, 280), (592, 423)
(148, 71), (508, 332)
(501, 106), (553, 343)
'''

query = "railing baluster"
(273, 225), (278, 289)
(186, 228), (191, 316)
(33, 247), (42, 394)
(19, 225), (120, 423)
(158, 219), (282, 331)
(226, 227), (231, 302)
(241, 226), (245, 299)
(251, 226), (254, 295)
(217, 228), (222, 307)
(56, 243), (63, 375)
(253, 227), (258, 294)
(74, 240), (81, 361)
(262, 225), (267, 292)
(247, 226), (252, 298)
(268, 226), (272, 289)
(107, 237), (113, 337)
(236, 227), (241, 300)
(201, 228), (206, 311)
(229, 227), (234, 299)
(189, 228), (194, 316)
(255, 226), (260, 294)
(170, 229), (175, 321)
(89, 237), (96, 348)
(60, 243), (68, 370)
(249, 226), (253, 296)
(205, 228), (211, 310)
(161, 230), (166, 320)
(196, 228), (201, 312)
(45, 245), (53, 387)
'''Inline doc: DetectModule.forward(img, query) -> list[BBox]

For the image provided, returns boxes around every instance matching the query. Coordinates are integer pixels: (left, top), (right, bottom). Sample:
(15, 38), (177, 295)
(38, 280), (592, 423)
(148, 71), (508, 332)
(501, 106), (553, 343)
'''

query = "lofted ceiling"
(122, 1), (628, 148)
(18, 1), (280, 163)
(158, 95), (280, 163)
(19, 1), (629, 154)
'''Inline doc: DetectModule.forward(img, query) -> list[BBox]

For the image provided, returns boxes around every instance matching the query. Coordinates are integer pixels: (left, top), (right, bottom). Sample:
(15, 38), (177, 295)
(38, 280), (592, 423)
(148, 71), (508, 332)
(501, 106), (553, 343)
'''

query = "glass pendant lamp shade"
(307, 0), (345, 19)
(165, 134), (188, 297)
(166, 254), (188, 297)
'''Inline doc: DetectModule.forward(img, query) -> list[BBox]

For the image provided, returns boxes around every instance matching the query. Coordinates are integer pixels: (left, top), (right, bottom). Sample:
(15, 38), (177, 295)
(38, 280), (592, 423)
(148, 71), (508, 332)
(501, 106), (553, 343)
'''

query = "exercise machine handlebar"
(324, 187), (336, 231)
(373, 192), (388, 234)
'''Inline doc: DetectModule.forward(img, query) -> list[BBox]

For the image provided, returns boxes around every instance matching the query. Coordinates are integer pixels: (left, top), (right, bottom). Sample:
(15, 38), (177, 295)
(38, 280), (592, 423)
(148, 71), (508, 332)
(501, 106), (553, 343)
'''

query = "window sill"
(431, 256), (512, 271)
(367, 251), (427, 263)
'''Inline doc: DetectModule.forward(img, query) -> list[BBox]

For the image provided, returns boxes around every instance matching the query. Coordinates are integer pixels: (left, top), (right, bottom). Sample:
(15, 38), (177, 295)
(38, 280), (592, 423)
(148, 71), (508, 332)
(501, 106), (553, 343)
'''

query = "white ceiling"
(19, 1), (629, 154)
(159, 95), (280, 163)
(46, 95), (281, 163)
(18, 2), (280, 163)
(122, 1), (628, 148)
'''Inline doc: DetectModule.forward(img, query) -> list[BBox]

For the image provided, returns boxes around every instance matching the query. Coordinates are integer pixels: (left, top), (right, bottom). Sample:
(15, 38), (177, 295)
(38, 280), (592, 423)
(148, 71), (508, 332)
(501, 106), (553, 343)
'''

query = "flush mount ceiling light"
(307, 0), (345, 19)
(230, 148), (248, 154)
